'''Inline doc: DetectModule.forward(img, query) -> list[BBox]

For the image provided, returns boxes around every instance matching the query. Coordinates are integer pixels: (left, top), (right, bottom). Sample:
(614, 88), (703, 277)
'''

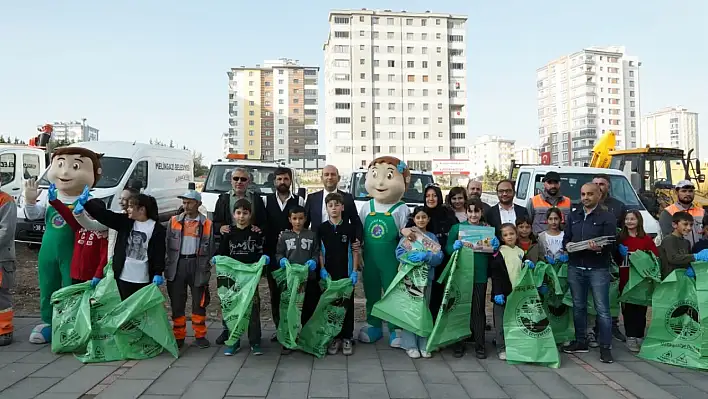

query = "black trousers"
(117, 279), (150, 301)
(72, 278), (88, 285)
(470, 282), (487, 348)
(428, 258), (448, 321)
(335, 292), (355, 340)
(301, 276), (322, 326)
(623, 303), (647, 338)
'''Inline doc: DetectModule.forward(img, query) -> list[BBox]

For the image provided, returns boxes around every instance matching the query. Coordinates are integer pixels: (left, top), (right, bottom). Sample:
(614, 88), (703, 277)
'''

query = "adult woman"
(446, 187), (468, 222)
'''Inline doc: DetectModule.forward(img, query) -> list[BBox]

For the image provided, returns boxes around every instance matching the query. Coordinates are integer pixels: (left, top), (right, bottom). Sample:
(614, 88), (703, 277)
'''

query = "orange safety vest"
(530, 194), (572, 235)
(665, 203), (705, 245)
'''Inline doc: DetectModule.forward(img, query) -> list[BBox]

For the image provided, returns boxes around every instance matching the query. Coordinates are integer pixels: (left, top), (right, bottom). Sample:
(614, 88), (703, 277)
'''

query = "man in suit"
(484, 179), (529, 238)
(305, 165), (362, 243)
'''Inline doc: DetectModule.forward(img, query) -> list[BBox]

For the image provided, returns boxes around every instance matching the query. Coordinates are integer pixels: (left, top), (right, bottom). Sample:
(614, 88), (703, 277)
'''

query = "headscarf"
(408, 185), (456, 247)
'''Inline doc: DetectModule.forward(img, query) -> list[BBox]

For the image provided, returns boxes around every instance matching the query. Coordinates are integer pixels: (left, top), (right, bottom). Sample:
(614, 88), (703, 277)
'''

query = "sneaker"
(600, 348), (614, 363)
(216, 330), (229, 345)
(587, 331), (599, 348)
(224, 344), (240, 356)
(612, 325), (627, 342)
(281, 346), (292, 355)
(270, 332), (278, 342)
(195, 337), (210, 349)
(498, 351), (506, 360)
(251, 344), (262, 356)
(453, 343), (466, 358)
(626, 337), (640, 353)
(475, 345), (487, 359)
(406, 348), (421, 359)
(328, 339), (342, 355)
(389, 329), (402, 348)
(420, 350), (432, 358)
(176, 339), (185, 349)
(342, 339), (354, 356)
(562, 341), (589, 354)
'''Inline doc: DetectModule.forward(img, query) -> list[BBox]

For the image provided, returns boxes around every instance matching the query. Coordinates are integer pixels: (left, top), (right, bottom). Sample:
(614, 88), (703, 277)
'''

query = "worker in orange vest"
(527, 171), (572, 235)
(0, 188), (16, 346)
(658, 180), (705, 247)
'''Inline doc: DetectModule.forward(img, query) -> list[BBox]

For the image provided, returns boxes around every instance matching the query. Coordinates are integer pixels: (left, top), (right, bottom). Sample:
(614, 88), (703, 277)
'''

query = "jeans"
(401, 284), (431, 352)
(567, 266), (612, 348)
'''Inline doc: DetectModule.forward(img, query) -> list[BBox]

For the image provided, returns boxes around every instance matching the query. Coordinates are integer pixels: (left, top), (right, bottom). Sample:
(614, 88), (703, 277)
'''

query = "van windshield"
(534, 173), (644, 210)
(38, 157), (132, 189)
(203, 164), (281, 194)
(351, 171), (434, 203)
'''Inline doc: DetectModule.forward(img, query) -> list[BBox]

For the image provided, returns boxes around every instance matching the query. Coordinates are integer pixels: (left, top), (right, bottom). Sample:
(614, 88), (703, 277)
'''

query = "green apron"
(363, 200), (404, 328)
(38, 202), (77, 324)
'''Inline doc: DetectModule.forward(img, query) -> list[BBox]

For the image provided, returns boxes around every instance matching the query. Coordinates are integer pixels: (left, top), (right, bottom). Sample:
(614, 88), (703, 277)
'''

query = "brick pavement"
(1, 317), (707, 399)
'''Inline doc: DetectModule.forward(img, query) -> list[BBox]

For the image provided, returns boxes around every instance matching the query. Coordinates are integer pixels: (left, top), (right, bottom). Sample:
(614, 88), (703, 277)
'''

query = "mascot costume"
(24, 146), (103, 344)
(357, 156), (411, 346)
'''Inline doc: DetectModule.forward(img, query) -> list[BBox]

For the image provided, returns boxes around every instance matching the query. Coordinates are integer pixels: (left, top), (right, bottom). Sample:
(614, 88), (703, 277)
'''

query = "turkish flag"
(540, 152), (551, 165)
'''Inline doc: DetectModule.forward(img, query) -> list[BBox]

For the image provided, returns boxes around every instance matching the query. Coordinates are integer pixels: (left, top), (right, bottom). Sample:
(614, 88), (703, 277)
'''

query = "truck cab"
(348, 168), (434, 214)
(0, 145), (46, 203)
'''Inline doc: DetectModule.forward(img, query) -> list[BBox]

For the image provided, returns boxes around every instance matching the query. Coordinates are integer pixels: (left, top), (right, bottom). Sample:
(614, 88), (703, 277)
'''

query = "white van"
(0, 145), (47, 202)
(15, 141), (193, 243)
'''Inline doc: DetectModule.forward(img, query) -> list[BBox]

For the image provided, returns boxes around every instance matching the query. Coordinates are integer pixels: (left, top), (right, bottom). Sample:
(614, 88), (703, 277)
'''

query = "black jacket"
(562, 205), (617, 269)
(305, 190), (362, 243)
(212, 191), (268, 234)
(84, 198), (166, 281)
(490, 250), (517, 301)
(601, 196), (627, 226)
(484, 204), (529, 238)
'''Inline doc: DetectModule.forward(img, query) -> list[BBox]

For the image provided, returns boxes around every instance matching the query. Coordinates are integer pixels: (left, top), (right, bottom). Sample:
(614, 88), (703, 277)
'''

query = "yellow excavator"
(589, 131), (708, 217)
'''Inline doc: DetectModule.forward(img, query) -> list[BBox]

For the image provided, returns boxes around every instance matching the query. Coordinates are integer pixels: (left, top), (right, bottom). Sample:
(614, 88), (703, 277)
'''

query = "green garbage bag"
(214, 255), (267, 346)
(371, 250), (433, 337)
(425, 248), (475, 353)
(639, 266), (708, 370)
(273, 261), (309, 349)
(504, 266), (560, 368)
(619, 251), (662, 306)
(298, 277), (355, 358)
(51, 282), (93, 353)
(692, 262), (708, 358)
(534, 261), (573, 344)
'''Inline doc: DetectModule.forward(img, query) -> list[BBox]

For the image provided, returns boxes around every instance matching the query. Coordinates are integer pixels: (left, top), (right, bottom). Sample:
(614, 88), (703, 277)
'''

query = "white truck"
(347, 168), (435, 214)
(0, 145), (46, 202)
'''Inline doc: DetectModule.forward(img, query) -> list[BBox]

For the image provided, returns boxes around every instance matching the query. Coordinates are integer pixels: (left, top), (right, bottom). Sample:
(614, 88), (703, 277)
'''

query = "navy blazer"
(304, 190), (363, 242)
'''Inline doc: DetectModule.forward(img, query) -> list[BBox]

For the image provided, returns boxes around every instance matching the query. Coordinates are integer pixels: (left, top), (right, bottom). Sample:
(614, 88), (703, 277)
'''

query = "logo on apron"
(369, 221), (387, 239)
(50, 213), (66, 228)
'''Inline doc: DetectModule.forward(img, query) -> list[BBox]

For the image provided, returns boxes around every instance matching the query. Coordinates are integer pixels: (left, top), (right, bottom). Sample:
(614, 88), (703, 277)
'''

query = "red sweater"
(50, 199), (108, 281)
(618, 234), (659, 292)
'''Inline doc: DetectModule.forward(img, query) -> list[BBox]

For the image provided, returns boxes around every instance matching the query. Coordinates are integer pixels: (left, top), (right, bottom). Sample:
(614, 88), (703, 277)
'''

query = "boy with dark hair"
(659, 211), (708, 279)
(318, 192), (359, 356)
(276, 205), (319, 354)
(216, 198), (267, 356)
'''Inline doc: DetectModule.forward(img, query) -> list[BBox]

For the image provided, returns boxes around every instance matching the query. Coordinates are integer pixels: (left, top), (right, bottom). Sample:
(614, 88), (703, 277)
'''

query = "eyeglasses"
(232, 177), (248, 182)
(497, 189), (513, 194)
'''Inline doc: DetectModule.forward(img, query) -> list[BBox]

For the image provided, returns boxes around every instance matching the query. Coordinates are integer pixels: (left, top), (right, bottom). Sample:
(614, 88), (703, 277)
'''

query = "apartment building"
(641, 106), (699, 159)
(226, 59), (324, 168)
(38, 120), (99, 142)
(323, 9), (468, 174)
(537, 46), (640, 166)
(469, 135), (515, 178)
(513, 146), (540, 165)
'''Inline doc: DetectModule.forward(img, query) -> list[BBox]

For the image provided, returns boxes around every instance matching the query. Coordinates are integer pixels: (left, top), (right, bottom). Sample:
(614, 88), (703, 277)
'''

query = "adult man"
(562, 183), (617, 364)
(592, 174), (627, 223)
(165, 189), (214, 348)
(263, 167), (305, 334)
(658, 180), (705, 247)
(484, 180), (529, 238)
(467, 180), (490, 213)
(212, 167), (267, 236)
(527, 171), (572, 235)
(305, 165), (362, 241)
(0, 188), (16, 346)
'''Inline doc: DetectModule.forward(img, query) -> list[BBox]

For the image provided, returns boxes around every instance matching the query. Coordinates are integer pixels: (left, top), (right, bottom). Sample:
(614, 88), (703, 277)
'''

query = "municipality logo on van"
(155, 162), (190, 171)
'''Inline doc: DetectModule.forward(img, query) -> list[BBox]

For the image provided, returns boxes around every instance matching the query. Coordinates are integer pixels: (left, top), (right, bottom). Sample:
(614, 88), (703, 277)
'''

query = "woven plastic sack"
(618, 251), (661, 306)
(214, 255), (267, 346)
(298, 277), (354, 358)
(273, 261), (309, 349)
(50, 282), (93, 353)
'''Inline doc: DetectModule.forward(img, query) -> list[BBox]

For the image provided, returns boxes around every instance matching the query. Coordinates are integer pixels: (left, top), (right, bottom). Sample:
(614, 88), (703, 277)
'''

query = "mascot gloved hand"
(357, 156), (411, 347)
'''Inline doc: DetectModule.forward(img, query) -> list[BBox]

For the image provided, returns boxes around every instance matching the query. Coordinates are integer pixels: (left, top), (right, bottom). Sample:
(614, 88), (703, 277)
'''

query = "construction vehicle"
(589, 131), (707, 217)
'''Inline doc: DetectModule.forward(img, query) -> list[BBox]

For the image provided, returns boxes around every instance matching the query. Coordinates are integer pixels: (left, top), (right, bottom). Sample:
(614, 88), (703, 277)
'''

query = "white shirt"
(544, 232), (565, 258)
(120, 219), (156, 283)
(499, 205), (516, 225)
(358, 199), (411, 231)
(455, 211), (467, 223)
(265, 192), (305, 211)
(321, 189), (337, 224)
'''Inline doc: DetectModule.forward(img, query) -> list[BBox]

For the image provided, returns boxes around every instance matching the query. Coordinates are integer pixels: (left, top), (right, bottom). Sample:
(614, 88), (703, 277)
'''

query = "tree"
(192, 151), (209, 177)
(47, 138), (74, 152)
(0, 136), (5, 144)
(13, 137), (20, 144)
(482, 166), (507, 192)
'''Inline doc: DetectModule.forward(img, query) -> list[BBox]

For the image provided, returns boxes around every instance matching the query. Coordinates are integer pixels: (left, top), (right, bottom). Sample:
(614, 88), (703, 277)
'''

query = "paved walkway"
(1, 318), (707, 399)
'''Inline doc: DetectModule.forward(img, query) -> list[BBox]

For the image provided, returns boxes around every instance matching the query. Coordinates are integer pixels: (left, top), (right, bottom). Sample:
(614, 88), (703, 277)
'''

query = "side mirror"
(698, 174), (706, 184)
(630, 172), (641, 191)
(297, 187), (307, 199)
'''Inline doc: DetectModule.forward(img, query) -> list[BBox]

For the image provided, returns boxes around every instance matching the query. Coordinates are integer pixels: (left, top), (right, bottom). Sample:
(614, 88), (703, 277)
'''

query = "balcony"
(584, 59), (595, 65)
(574, 129), (597, 139)
(572, 142), (594, 151)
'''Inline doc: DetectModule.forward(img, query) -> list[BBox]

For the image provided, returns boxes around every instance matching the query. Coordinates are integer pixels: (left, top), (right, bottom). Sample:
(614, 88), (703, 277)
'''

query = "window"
(437, 117), (443, 123)
(0, 153), (15, 183)
(422, 75), (428, 82)
(335, 88), (350, 95)
(128, 160), (148, 190)
(335, 117), (351, 123)
(374, 117), (380, 124)
(372, 17), (379, 24)
(361, 146), (366, 151)
(334, 16), (349, 24)
(359, 45), (365, 50)
(437, 61), (442, 67)
(436, 33), (441, 39)
(407, 117), (415, 124)
(387, 32), (394, 39)
(406, 18), (413, 25)
(423, 104), (429, 110)
(436, 47), (442, 53)
(249, 120), (254, 126)
(388, 103), (395, 110)
(421, 47), (427, 55)
(421, 19), (426, 26)
(448, 35), (463, 42)
(437, 75), (442, 82)
(335, 102), (351, 110)
(373, 74), (379, 81)
(421, 33), (427, 40)
(408, 89), (415, 96)
(389, 146), (396, 152)
(388, 74), (395, 82)
(630, 91), (635, 97)
(406, 33), (414, 40)
(451, 63), (464, 69)
(373, 31), (379, 39)
(422, 89), (428, 96)
(360, 116), (366, 122)
(436, 89), (442, 95)
(360, 30), (365, 36)
(407, 61), (414, 68)
(407, 75), (415, 82)
(249, 110), (254, 116)
(438, 132), (443, 138)
(373, 60), (379, 66)
(387, 17), (394, 25)
(388, 117), (396, 124)
(249, 100), (255, 106)
(388, 88), (395, 95)
(387, 46), (394, 53)
(423, 132), (430, 139)
(333, 45), (349, 53)
(334, 31), (349, 38)
(389, 132), (396, 139)
(361, 131), (366, 138)
(360, 102), (366, 108)
(360, 73), (366, 79)
(388, 60), (395, 67)
(629, 71), (634, 77)
(422, 61), (428, 68)
(408, 132), (415, 139)
(407, 103), (414, 111)
(360, 58), (365, 65)
(406, 47), (414, 54)
(423, 117), (429, 124)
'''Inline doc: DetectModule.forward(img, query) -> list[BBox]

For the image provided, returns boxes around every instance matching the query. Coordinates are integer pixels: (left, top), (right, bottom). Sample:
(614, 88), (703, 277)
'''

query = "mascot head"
(365, 156), (410, 204)
(47, 147), (103, 196)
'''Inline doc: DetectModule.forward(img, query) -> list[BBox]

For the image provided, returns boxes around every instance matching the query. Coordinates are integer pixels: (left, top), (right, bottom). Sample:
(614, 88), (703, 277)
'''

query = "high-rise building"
(323, 9), (468, 174)
(226, 59), (324, 169)
(537, 46), (640, 166)
(641, 106), (699, 159)
(38, 120), (99, 142)
(469, 135), (515, 178)
(513, 146), (540, 165)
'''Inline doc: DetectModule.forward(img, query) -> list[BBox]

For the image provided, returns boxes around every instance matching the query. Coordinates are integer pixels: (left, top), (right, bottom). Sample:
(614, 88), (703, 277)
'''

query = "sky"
(1, 0), (706, 163)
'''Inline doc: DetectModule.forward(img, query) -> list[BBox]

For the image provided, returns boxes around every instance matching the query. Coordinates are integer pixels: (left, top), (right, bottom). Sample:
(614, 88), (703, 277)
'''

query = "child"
(616, 210), (658, 352)
(490, 223), (532, 360)
(318, 192), (359, 356)
(395, 206), (443, 359)
(276, 205), (319, 354)
(659, 211), (708, 280)
(516, 216), (539, 262)
(692, 214), (708, 253)
(81, 194), (166, 300)
(216, 199), (267, 356)
(537, 207), (567, 265)
(446, 198), (495, 359)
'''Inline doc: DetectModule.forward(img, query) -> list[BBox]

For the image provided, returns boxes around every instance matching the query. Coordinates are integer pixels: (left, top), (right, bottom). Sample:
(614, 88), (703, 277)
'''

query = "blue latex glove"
(558, 253), (569, 263)
(494, 294), (505, 305)
(152, 275), (164, 286)
(618, 244), (629, 257)
(491, 236), (500, 251)
(453, 240), (463, 251)
(47, 183), (58, 201)
(72, 185), (91, 215)
(262, 255), (270, 265)
(279, 258), (288, 269)
(306, 259), (317, 271)
(90, 277), (101, 288)
(210, 256), (217, 266)
(544, 255), (556, 265)
(524, 260), (535, 269)
(538, 284), (549, 295)
(686, 266), (696, 278)
(408, 251), (427, 263)
(695, 249), (708, 262)
(350, 271), (358, 286)
(320, 268), (329, 280)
